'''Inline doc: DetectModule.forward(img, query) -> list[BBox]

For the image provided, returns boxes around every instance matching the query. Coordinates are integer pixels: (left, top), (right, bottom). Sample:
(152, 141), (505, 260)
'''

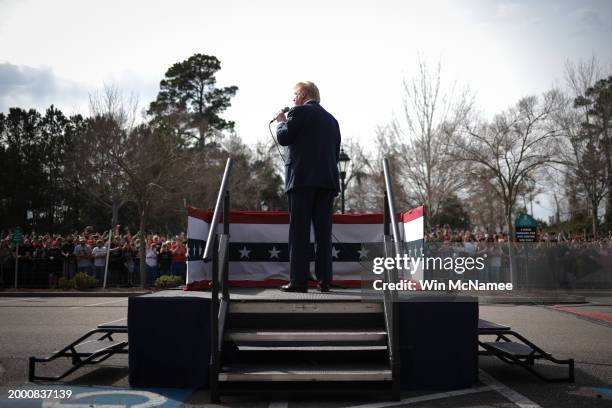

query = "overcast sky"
(1, 0), (612, 219)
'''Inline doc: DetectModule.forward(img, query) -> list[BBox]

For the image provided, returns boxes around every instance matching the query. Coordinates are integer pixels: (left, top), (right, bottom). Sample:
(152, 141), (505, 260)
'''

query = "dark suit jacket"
(276, 101), (341, 194)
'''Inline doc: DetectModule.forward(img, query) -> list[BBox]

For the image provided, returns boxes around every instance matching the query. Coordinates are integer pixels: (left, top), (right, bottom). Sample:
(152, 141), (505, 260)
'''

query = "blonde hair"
(295, 81), (320, 102)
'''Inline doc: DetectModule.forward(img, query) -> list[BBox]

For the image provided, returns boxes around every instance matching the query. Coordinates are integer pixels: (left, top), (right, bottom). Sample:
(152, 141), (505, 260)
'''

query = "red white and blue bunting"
(186, 206), (424, 290)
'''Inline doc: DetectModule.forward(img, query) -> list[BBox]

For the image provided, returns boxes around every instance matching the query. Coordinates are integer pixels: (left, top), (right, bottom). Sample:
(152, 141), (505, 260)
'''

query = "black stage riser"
(128, 291), (478, 392)
(128, 296), (211, 388)
(399, 301), (478, 390)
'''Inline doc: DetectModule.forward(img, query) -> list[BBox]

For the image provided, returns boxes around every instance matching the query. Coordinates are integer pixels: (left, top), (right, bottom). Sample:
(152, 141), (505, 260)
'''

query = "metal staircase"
(478, 319), (575, 382)
(28, 324), (128, 382)
(205, 158), (402, 402)
(214, 298), (393, 397)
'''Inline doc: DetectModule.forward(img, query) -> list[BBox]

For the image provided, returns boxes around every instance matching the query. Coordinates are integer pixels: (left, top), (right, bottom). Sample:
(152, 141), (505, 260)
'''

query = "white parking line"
(343, 386), (490, 408)
(71, 298), (128, 309)
(480, 369), (542, 408)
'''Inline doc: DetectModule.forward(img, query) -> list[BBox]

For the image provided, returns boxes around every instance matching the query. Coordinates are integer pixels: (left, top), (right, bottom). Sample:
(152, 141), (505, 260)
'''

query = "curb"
(569, 291), (612, 297)
(478, 295), (587, 305)
(0, 291), (152, 297)
(548, 305), (612, 327)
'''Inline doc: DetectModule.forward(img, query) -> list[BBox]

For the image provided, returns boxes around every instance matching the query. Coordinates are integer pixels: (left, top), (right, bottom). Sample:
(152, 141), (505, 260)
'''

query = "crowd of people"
(1, 224), (611, 289)
(425, 225), (612, 245)
(0, 226), (187, 288)
(423, 225), (612, 289)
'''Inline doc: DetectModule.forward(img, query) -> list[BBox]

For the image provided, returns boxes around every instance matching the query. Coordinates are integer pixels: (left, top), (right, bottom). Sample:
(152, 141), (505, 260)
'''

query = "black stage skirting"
(128, 290), (477, 390)
(128, 291), (211, 388)
(399, 300), (478, 390)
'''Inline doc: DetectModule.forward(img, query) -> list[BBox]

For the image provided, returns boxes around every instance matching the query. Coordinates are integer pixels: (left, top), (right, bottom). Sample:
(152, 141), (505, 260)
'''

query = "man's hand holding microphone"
(271, 107), (290, 124)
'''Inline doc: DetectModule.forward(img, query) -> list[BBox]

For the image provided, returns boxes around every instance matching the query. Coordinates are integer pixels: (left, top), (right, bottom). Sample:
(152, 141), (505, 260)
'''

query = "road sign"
(12, 226), (23, 244)
(515, 213), (537, 242)
(13, 227), (23, 289)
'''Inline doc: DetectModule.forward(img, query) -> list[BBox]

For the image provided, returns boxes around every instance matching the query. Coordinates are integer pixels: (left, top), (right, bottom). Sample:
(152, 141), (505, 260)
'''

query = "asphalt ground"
(0, 296), (610, 407)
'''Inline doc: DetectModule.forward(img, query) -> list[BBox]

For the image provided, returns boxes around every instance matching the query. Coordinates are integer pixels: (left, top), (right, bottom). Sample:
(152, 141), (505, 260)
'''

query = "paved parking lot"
(0, 295), (610, 407)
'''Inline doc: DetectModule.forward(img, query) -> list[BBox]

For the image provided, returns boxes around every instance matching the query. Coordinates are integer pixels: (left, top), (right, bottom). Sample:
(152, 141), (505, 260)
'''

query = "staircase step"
(58, 340), (127, 356)
(483, 341), (534, 357)
(219, 363), (392, 382)
(223, 348), (387, 365)
(238, 345), (387, 351)
(230, 301), (383, 314)
(228, 313), (384, 330)
(226, 329), (387, 344)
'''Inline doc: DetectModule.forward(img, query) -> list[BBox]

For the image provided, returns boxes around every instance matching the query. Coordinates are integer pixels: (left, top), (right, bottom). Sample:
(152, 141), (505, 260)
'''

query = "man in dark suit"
(274, 81), (341, 293)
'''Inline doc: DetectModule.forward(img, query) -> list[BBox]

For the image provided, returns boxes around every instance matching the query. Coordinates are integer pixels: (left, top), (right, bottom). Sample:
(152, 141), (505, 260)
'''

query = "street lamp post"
(338, 148), (351, 214)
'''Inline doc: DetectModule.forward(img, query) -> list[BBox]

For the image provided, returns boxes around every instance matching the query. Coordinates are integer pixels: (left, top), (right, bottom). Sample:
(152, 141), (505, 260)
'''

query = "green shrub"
(58, 277), (75, 289)
(155, 274), (184, 289)
(72, 272), (98, 289)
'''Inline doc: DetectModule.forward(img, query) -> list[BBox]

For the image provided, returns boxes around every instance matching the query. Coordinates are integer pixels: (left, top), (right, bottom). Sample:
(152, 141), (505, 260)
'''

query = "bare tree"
(342, 137), (382, 213)
(463, 175), (506, 233)
(69, 85), (139, 227)
(72, 85), (195, 286)
(538, 165), (572, 226)
(453, 91), (565, 284)
(221, 134), (285, 211)
(89, 85), (139, 132)
(385, 57), (473, 224)
(560, 57), (612, 235)
(374, 127), (417, 211)
(556, 93), (608, 237)
(455, 91), (564, 240)
(564, 56), (605, 118)
(114, 124), (188, 286)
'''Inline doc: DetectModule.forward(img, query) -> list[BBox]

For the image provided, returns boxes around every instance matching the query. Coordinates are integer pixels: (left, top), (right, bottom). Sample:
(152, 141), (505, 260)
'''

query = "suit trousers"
(287, 187), (336, 287)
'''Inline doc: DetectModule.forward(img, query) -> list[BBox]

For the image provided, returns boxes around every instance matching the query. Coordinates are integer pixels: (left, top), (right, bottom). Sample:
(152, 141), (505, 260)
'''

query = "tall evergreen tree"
(578, 77), (612, 228)
(38, 105), (72, 230)
(1, 108), (44, 227)
(148, 53), (238, 147)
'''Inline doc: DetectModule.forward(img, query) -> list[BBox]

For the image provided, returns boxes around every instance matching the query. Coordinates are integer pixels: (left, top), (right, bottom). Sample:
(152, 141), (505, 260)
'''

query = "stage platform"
(147, 287), (367, 301)
(128, 289), (478, 393)
(150, 287), (478, 302)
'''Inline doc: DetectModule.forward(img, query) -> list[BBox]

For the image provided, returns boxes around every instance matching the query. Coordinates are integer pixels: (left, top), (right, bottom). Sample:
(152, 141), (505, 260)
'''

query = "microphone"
(269, 107), (290, 124)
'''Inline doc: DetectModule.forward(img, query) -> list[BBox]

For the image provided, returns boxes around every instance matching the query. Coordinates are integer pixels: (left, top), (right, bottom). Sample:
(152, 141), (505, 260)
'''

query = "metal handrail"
(382, 158), (401, 400)
(208, 160), (233, 403)
(383, 158), (402, 256)
(203, 158), (233, 262)
(210, 195), (231, 403)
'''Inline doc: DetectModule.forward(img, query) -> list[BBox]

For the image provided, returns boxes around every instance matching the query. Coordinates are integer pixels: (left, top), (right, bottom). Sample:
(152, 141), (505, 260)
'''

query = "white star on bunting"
(268, 246), (281, 259)
(238, 246), (251, 259)
(357, 246), (369, 259)
(332, 246), (340, 259)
